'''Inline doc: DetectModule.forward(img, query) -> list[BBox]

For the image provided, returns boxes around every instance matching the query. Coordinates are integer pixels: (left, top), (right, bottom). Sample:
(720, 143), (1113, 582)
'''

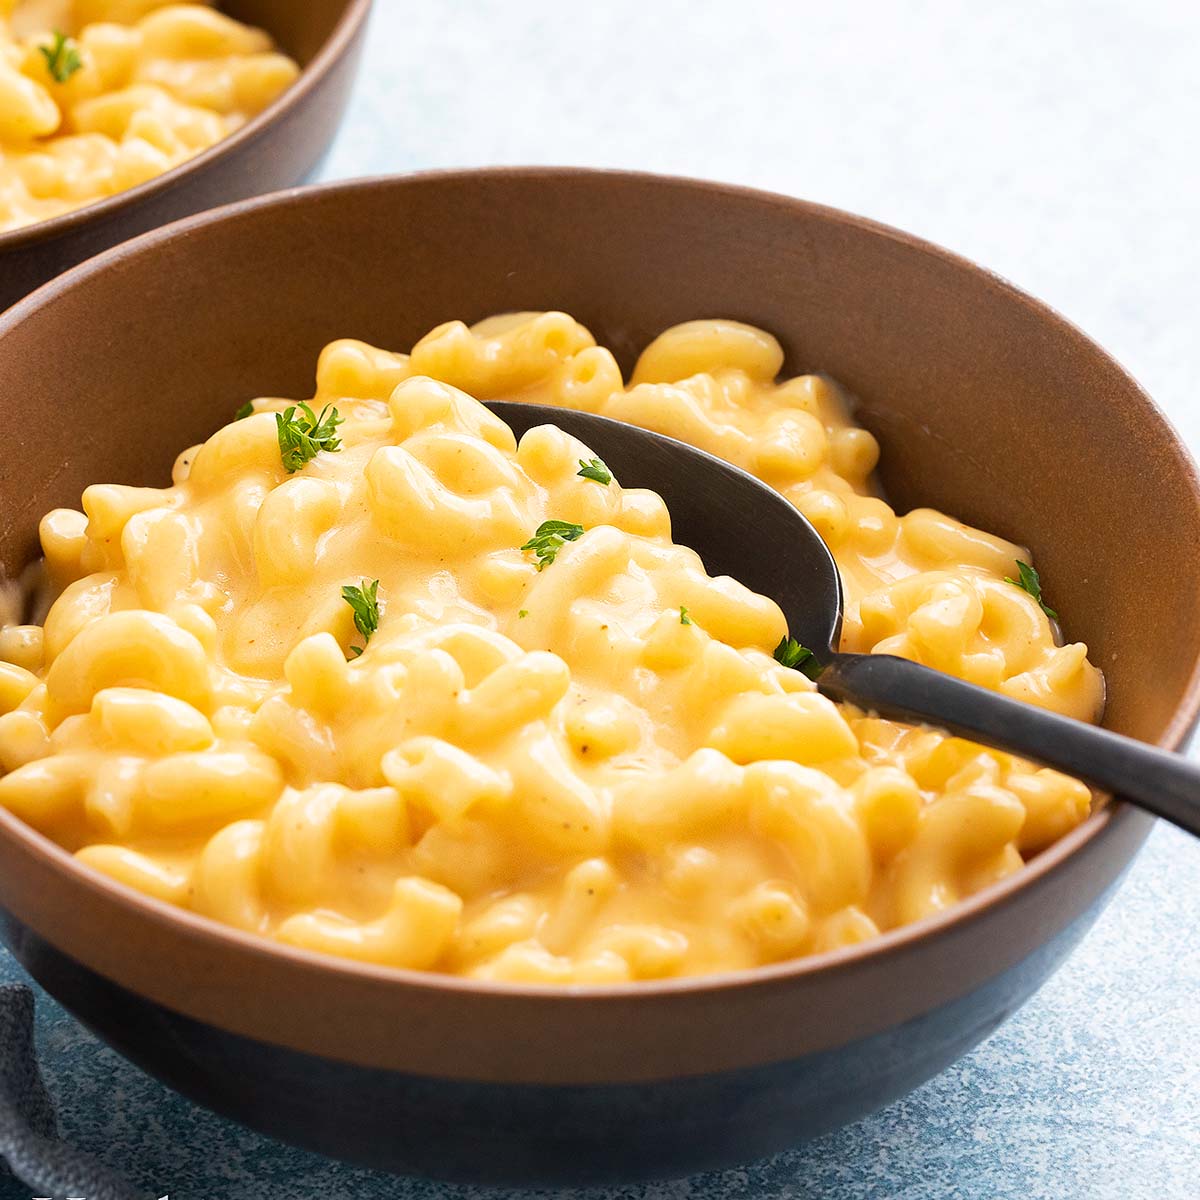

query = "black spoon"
(487, 401), (1199, 838)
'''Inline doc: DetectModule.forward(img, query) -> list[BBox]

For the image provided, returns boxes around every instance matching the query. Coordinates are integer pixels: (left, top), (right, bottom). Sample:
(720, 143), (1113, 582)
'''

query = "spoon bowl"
(487, 401), (844, 656)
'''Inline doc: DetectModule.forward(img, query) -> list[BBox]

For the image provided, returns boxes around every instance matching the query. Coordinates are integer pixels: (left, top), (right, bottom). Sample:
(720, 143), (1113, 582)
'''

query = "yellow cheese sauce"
(0, 314), (1104, 983)
(0, 0), (298, 233)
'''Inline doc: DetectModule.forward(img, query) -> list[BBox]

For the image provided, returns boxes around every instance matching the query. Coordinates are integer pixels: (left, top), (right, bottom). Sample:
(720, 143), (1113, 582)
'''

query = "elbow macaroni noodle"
(0, 0), (298, 233)
(0, 313), (1104, 983)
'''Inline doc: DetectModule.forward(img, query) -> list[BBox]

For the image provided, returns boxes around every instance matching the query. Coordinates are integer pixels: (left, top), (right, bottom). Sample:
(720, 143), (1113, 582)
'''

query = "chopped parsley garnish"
(679, 606), (693, 625)
(1005, 560), (1057, 620)
(41, 31), (82, 84)
(774, 635), (822, 681)
(276, 402), (343, 473)
(342, 579), (380, 656)
(234, 400), (255, 421)
(518, 609), (529, 619)
(521, 520), (585, 570)
(577, 458), (613, 486)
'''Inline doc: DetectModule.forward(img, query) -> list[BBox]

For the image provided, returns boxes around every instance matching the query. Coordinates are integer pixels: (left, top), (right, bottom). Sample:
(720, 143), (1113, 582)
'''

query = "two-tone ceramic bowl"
(0, 169), (1197, 1185)
(0, 0), (372, 313)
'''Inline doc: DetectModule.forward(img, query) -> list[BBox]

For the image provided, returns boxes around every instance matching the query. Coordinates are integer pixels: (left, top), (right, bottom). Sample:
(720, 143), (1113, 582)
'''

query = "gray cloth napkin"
(0, 984), (138, 1200)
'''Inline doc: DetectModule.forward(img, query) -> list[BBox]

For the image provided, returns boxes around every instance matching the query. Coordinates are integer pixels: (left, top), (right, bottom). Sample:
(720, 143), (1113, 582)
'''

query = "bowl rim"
(1, 165), (1197, 1005)
(0, 0), (373, 253)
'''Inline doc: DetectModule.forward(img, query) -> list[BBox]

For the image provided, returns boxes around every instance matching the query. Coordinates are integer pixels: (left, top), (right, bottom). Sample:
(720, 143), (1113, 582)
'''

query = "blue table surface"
(3, 1), (1198, 1196)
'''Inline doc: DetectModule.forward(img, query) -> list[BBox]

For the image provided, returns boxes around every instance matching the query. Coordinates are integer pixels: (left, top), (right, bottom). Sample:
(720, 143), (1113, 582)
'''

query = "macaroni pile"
(0, 0), (298, 233)
(0, 314), (1104, 983)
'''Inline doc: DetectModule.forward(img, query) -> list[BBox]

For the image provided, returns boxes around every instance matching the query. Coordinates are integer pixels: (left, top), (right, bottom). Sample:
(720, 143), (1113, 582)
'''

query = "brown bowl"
(0, 169), (1198, 1185)
(0, 0), (372, 313)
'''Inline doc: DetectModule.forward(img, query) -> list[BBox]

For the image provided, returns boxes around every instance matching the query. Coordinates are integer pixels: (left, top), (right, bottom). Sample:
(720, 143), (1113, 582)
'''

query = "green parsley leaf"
(40, 31), (83, 84)
(577, 458), (613, 486)
(234, 400), (255, 421)
(342, 578), (381, 655)
(1005, 560), (1057, 620)
(276, 402), (343, 473)
(520, 519), (585, 570)
(679, 606), (693, 626)
(774, 635), (822, 681)
(518, 609), (529, 619)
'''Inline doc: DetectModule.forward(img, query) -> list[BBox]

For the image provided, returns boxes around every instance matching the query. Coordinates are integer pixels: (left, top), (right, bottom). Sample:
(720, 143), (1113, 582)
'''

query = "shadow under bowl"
(0, 0), (372, 313)
(0, 168), (1197, 1185)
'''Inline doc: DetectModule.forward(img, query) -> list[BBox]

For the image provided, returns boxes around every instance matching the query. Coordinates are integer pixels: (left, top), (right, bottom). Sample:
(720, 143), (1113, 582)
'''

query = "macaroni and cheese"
(0, 0), (299, 233)
(0, 313), (1104, 983)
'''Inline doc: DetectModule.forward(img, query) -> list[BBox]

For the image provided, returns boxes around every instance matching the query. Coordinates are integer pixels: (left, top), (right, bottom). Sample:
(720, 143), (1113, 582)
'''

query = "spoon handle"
(819, 653), (1200, 837)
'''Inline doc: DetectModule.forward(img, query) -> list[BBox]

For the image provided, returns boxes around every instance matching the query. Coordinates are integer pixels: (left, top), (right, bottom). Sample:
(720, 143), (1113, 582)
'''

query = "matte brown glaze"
(0, 170), (1197, 1088)
(0, 0), (371, 313)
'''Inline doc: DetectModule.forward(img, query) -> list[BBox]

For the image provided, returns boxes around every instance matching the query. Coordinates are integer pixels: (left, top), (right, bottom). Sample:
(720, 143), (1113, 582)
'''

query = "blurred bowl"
(0, 0), (372, 312)
(0, 169), (1197, 1185)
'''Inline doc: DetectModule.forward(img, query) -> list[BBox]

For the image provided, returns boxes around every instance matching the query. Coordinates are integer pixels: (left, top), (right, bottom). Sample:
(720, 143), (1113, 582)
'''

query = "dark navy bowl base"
(0, 889), (1112, 1187)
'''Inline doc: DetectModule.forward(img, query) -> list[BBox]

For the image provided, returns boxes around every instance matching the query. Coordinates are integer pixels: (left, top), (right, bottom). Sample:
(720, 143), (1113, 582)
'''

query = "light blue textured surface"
(3, 1), (1199, 1196)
